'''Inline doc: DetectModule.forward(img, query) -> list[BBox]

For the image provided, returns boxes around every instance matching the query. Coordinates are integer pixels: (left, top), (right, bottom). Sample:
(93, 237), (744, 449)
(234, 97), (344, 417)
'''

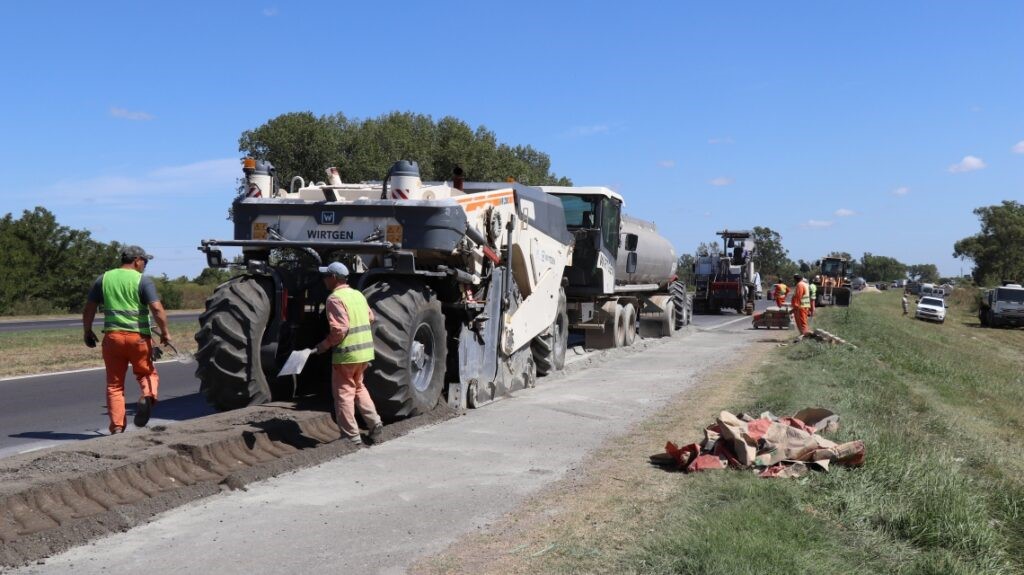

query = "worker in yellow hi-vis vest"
(314, 262), (383, 445)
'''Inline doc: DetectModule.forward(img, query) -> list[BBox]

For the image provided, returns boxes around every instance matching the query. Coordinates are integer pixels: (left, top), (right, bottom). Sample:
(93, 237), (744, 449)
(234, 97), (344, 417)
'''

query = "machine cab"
(537, 186), (624, 295)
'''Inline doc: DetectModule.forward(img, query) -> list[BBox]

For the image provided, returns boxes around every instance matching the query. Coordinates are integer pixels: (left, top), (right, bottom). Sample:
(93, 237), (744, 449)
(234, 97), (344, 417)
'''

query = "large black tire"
(670, 281), (691, 329)
(194, 276), (274, 411)
(533, 288), (568, 376)
(363, 279), (447, 422)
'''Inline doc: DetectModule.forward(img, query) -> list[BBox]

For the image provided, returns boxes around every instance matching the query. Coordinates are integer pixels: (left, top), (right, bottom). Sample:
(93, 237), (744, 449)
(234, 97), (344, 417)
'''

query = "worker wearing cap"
(773, 278), (789, 307)
(314, 262), (384, 445)
(82, 246), (171, 434)
(790, 274), (812, 336)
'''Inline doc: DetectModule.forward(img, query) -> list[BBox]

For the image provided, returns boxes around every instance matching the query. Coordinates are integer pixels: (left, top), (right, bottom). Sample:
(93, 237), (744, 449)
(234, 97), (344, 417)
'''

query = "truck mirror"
(727, 238), (735, 248)
(626, 251), (638, 274)
(592, 232), (602, 250)
(624, 233), (639, 251)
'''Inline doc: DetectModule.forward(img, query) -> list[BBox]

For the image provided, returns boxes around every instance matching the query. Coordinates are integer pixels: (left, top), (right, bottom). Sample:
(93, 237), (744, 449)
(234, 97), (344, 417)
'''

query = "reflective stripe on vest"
(798, 282), (811, 309)
(331, 287), (375, 364)
(101, 269), (151, 335)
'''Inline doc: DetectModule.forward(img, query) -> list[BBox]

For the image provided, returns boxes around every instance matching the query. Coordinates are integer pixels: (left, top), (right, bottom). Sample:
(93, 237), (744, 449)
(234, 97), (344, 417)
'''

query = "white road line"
(699, 315), (753, 331)
(0, 359), (192, 383)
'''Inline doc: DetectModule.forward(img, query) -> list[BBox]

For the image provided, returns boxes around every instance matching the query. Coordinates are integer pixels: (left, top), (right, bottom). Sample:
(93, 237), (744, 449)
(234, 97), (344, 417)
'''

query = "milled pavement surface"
(11, 316), (757, 575)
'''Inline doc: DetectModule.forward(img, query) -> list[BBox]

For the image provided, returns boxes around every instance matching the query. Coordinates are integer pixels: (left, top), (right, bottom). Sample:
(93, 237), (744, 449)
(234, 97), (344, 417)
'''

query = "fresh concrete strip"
(11, 323), (756, 575)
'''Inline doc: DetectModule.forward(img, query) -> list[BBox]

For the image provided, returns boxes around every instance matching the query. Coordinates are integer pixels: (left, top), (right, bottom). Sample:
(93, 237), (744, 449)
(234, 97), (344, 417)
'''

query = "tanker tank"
(615, 214), (677, 288)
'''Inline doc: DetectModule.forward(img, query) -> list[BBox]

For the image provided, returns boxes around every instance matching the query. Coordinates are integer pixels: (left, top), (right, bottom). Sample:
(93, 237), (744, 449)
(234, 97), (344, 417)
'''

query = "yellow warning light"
(253, 222), (269, 239)
(242, 157), (257, 171)
(505, 177), (516, 183)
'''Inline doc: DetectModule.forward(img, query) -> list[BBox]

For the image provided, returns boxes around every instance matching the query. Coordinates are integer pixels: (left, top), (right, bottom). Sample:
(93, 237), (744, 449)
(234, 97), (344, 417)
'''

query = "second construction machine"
(813, 256), (852, 307)
(692, 230), (758, 315)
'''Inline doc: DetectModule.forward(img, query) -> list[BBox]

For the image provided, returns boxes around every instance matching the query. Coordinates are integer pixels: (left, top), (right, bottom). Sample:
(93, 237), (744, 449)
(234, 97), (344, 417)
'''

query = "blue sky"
(1, 1), (1021, 279)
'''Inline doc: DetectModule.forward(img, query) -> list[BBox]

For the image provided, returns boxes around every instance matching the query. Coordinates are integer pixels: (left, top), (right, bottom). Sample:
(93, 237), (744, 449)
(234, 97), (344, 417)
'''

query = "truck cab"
(980, 283), (1024, 327)
(540, 186), (624, 296)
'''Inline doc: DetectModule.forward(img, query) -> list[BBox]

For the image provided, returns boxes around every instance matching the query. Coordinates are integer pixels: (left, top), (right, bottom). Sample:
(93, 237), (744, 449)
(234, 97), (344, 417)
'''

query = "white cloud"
(565, 124), (609, 138)
(834, 208), (856, 217)
(43, 158), (240, 207)
(262, 7), (278, 16)
(110, 107), (154, 121)
(803, 219), (834, 228)
(892, 186), (910, 196)
(1013, 141), (1024, 154)
(709, 176), (734, 186)
(657, 160), (676, 168)
(708, 137), (734, 145)
(948, 155), (986, 173)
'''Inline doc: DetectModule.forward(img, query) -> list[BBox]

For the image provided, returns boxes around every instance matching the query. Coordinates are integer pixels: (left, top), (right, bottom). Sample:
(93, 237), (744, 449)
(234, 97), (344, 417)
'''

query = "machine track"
(194, 276), (274, 411)
(533, 288), (568, 375)
(670, 281), (692, 329)
(363, 279), (448, 422)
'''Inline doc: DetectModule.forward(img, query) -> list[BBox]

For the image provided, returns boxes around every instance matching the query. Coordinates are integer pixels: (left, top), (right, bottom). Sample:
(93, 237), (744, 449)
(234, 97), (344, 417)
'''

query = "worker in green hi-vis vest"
(314, 262), (384, 446)
(82, 245), (172, 434)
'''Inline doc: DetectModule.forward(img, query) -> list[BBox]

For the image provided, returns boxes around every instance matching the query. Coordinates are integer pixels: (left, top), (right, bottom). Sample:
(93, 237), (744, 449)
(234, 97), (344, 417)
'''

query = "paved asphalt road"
(0, 311), (202, 333)
(13, 300), (767, 575)
(0, 302), (767, 459)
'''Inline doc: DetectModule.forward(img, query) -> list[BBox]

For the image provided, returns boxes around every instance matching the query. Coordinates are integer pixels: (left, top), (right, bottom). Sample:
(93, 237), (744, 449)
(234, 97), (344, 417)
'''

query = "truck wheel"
(533, 288), (568, 376)
(622, 303), (637, 346)
(363, 279), (447, 422)
(979, 310), (989, 327)
(195, 276), (274, 411)
(670, 281), (691, 329)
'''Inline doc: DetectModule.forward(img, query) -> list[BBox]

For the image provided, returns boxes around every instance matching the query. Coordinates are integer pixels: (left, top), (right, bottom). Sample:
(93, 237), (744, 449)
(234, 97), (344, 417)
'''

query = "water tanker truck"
(195, 160), (686, 421)
(538, 187), (691, 347)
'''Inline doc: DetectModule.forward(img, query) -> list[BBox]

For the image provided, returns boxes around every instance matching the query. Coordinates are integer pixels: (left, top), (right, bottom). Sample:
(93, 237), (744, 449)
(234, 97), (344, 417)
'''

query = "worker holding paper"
(313, 262), (384, 445)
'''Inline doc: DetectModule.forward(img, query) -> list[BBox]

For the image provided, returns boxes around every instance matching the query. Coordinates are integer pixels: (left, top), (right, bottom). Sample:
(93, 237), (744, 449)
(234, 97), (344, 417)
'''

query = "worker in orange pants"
(790, 274), (811, 336)
(102, 331), (160, 433)
(773, 279), (789, 308)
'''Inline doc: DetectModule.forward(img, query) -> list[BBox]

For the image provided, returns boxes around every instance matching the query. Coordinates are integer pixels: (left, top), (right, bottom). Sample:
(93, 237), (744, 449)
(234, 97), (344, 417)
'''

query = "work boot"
(110, 426), (125, 435)
(346, 434), (363, 446)
(134, 396), (154, 428)
(367, 422), (384, 445)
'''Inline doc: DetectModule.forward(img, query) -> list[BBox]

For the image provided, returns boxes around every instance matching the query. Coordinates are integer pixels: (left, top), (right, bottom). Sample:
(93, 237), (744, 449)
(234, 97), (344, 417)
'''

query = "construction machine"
(537, 187), (691, 348)
(195, 159), (686, 422)
(812, 256), (852, 306)
(196, 159), (573, 421)
(692, 230), (757, 315)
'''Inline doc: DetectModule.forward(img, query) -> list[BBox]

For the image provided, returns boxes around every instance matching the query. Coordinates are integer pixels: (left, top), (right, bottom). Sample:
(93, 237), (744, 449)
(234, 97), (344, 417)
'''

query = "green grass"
(547, 291), (1024, 575)
(0, 319), (200, 378)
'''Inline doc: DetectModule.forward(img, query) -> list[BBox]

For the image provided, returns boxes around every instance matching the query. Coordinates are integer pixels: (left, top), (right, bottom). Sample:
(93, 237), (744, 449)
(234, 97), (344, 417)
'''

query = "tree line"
(0, 207), (237, 315)
(238, 111), (572, 191)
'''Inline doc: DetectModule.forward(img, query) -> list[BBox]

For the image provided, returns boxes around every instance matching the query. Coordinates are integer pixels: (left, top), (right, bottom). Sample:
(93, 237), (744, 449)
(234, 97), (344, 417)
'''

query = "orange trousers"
(774, 296), (786, 307)
(102, 331), (159, 432)
(332, 362), (382, 439)
(793, 306), (810, 335)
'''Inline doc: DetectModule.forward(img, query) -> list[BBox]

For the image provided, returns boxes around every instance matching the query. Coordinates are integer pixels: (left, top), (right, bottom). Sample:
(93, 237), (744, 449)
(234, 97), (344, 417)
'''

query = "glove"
(84, 330), (98, 348)
(151, 346), (164, 361)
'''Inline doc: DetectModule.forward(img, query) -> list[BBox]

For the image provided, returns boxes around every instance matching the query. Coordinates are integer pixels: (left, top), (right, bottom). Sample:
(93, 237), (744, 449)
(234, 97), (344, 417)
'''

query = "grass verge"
(0, 319), (199, 378)
(420, 291), (1024, 575)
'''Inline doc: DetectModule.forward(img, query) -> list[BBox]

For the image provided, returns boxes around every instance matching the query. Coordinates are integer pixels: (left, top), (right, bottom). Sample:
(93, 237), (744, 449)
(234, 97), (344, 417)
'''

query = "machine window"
(558, 195), (598, 228)
(602, 198), (620, 252)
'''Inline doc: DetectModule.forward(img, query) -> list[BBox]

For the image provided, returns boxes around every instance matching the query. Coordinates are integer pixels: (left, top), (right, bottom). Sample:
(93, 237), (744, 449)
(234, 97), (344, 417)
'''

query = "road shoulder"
(411, 332), (777, 575)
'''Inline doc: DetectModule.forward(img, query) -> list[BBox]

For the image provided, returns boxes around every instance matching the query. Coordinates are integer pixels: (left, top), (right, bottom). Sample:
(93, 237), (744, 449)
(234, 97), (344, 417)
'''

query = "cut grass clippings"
(0, 320), (199, 378)
(420, 291), (1024, 575)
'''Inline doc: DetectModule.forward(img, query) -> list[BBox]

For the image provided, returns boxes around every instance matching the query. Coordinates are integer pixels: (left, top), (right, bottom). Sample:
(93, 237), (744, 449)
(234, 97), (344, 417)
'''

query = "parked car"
(915, 296), (946, 323)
